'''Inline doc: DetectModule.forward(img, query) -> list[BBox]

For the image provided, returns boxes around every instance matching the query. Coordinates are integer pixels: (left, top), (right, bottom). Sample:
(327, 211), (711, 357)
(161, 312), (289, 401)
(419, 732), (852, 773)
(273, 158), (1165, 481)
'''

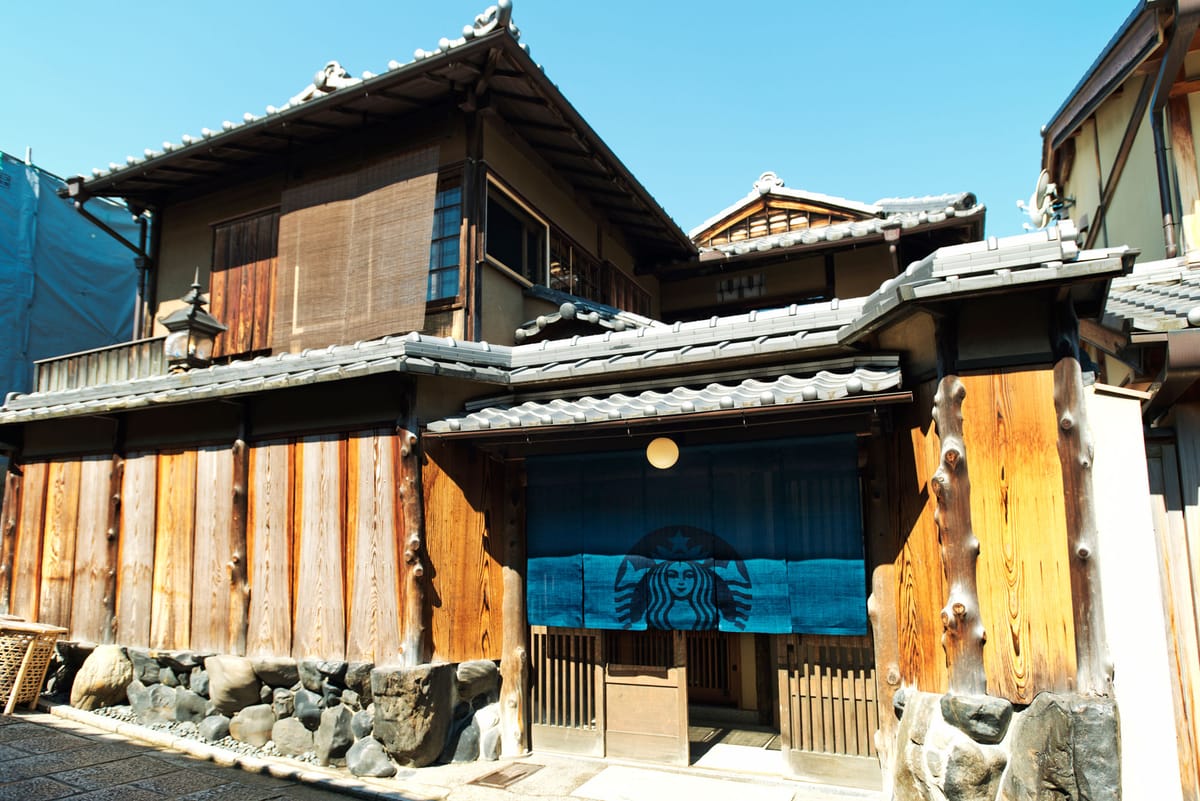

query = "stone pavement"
(0, 707), (880, 801)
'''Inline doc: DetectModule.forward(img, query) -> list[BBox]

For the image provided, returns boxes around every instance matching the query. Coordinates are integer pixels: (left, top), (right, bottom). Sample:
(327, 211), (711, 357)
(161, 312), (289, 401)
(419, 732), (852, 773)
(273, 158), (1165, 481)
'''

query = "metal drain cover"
(470, 762), (544, 789)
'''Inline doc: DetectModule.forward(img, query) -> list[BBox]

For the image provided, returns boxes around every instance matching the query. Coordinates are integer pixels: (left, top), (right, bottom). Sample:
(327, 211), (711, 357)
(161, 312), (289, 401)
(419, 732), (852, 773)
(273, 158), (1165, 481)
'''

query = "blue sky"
(4, 1), (1134, 237)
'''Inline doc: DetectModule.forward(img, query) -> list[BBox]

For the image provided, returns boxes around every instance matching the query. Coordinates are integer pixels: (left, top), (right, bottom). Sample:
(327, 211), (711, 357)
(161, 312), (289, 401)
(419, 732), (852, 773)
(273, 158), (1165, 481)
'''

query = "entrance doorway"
(530, 626), (881, 789)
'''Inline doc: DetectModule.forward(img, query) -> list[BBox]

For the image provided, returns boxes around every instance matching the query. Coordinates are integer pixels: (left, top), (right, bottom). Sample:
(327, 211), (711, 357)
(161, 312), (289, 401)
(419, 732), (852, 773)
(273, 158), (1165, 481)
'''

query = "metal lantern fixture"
(159, 274), (226, 372)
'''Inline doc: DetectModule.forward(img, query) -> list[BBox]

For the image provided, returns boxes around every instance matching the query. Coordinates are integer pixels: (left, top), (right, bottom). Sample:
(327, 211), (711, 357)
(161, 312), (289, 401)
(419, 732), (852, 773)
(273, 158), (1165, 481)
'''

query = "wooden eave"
(72, 31), (695, 267)
(692, 195), (873, 245)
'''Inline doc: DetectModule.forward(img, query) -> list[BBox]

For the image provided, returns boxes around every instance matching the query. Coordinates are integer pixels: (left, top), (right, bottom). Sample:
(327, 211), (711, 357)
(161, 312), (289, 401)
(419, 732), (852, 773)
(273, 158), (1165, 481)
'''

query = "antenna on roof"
(1016, 169), (1069, 230)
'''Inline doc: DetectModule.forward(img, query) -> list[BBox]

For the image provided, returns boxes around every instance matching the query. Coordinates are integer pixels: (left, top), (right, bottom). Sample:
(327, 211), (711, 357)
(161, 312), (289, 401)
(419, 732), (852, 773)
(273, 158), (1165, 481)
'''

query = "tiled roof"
(692, 172), (983, 259)
(1103, 257), (1200, 332)
(514, 285), (662, 342)
(0, 225), (1135, 425)
(83, 3), (525, 183)
(427, 362), (901, 433)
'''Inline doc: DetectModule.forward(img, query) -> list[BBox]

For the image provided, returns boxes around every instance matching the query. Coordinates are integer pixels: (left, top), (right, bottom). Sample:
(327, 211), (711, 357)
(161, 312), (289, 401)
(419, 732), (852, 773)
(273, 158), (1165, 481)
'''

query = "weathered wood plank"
(150, 450), (197, 650)
(11, 462), (48, 622)
(71, 456), (115, 642)
(117, 453), (157, 646)
(1054, 358), (1110, 695)
(0, 468), (21, 614)
(247, 440), (293, 657)
(423, 439), (503, 663)
(500, 460), (528, 756)
(864, 431), (900, 770)
(102, 455), (125, 643)
(346, 430), (403, 664)
(39, 460), (82, 629)
(964, 370), (1076, 702)
(191, 446), (235, 653)
(895, 380), (949, 693)
(292, 436), (345, 660)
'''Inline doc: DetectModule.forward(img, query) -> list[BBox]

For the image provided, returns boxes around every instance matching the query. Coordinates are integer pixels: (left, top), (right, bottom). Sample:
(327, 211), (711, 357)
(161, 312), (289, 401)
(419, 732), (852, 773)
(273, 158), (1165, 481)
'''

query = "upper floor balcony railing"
(33, 336), (168, 394)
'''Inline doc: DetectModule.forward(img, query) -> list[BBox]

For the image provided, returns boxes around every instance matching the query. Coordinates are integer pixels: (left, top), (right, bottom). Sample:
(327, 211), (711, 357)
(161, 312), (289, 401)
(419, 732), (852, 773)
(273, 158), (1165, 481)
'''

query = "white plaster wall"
(1088, 387), (1183, 801)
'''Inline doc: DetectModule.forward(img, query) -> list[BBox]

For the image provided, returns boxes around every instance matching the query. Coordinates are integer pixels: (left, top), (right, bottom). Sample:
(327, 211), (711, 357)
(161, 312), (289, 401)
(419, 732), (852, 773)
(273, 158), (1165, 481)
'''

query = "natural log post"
(102, 454), (124, 642)
(863, 431), (901, 774)
(931, 375), (987, 695)
(500, 460), (529, 756)
(229, 438), (250, 656)
(1054, 356), (1113, 696)
(0, 466), (21, 616)
(398, 415), (428, 666)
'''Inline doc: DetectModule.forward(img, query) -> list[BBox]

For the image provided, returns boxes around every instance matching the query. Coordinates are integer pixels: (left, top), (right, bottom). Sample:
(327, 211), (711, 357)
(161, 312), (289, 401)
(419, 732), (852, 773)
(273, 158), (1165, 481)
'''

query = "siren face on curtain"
(526, 434), (868, 635)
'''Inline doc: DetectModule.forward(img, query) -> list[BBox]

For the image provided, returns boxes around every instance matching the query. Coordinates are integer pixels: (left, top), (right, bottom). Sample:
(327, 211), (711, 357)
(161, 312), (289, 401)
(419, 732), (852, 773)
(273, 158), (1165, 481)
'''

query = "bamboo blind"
(273, 147), (440, 353)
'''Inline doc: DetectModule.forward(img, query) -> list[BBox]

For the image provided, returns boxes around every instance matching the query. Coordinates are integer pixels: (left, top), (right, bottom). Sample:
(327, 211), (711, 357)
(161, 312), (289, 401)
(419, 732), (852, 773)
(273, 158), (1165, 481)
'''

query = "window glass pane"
(440, 210), (459, 239)
(442, 187), (462, 207)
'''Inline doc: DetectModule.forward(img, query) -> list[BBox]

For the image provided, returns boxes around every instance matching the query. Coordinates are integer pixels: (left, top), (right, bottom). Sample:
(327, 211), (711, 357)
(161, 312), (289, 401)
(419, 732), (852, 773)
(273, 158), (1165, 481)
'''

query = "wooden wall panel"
(894, 380), (948, 693)
(962, 370), (1075, 703)
(11, 461), (48, 621)
(292, 436), (346, 660)
(346, 430), (404, 664)
(117, 453), (157, 646)
(150, 450), (197, 649)
(247, 441), (293, 657)
(38, 459), (82, 629)
(191, 447), (235, 653)
(423, 439), (503, 662)
(70, 456), (114, 642)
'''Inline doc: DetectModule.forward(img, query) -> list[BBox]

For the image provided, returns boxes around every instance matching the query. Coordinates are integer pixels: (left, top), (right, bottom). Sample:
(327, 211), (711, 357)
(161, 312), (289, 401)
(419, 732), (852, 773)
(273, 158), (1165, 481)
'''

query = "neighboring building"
(0, 3), (1142, 799)
(1040, 2), (1200, 799)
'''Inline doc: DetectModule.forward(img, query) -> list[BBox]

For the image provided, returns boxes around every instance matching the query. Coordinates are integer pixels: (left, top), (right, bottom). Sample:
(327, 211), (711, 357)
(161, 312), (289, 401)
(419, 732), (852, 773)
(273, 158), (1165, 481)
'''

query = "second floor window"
(486, 186), (547, 284)
(427, 184), (462, 302)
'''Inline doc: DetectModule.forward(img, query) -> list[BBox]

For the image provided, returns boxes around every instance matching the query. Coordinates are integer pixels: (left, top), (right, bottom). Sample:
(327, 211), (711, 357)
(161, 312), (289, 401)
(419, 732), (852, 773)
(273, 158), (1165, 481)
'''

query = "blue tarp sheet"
(526, 435), (868, 635)
(0, 152), (137, 400)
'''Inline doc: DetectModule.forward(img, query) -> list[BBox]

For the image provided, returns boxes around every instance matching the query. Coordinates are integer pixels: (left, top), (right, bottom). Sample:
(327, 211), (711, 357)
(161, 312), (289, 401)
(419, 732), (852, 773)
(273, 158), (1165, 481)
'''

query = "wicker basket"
(0, 622), (66, 713)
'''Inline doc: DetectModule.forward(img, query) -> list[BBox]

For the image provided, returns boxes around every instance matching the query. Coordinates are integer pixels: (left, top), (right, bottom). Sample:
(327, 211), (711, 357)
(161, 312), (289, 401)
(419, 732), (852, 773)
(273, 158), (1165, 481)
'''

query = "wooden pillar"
(463, 110), (484, 342)
(398, 413), (428, 666)
(863, 428), (901, 772)
(931, 375), (987, 696)
(102, 454), (124, 642)
(1054, 356), (1112, 695)
(0, 466), (21, 616)
(229, 438), (250, 655)
(499, 459), (529, 756)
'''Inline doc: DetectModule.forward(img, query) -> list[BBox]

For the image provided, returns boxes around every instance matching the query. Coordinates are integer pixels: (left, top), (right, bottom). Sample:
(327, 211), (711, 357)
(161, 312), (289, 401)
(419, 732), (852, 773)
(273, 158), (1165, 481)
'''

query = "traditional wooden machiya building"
(0, 2), (1145, 797)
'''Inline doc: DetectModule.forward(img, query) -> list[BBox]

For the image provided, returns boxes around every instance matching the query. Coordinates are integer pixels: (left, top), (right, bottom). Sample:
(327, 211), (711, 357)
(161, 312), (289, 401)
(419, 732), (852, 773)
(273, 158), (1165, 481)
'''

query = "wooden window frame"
(484, 176), (549, 287)
(426, 174), (464, 308)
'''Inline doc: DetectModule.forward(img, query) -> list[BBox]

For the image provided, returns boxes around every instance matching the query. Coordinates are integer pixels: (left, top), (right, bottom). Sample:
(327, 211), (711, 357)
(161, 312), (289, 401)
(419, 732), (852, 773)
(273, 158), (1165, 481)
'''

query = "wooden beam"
(230, 438), (250, 655)
(931, 375), (986, 696)
(398, 413), (428, 666)
(1079, 318), (1129, 357)
(500, 459), (529, 756)
(102, 454), (124, 643)
(0, 467), (20, 616)
(863, 431), (900, 774)
(1055, 355), (1113, 695)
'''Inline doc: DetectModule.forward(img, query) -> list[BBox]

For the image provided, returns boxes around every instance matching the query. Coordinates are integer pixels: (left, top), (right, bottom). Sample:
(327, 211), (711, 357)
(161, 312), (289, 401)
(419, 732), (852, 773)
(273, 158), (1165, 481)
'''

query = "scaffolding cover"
(0, 152), (137, 400)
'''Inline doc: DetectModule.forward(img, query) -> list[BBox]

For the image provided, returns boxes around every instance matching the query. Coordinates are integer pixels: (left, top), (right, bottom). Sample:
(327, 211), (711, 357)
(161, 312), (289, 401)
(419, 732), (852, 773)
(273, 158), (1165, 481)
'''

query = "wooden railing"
(780, 634), (878, 758)
(33, 336), (167, 393)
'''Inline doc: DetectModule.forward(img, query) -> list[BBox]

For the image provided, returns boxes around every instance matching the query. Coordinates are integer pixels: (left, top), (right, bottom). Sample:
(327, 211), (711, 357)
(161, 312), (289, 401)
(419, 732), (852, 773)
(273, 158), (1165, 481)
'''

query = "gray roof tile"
(1104, 257), (1200, 331)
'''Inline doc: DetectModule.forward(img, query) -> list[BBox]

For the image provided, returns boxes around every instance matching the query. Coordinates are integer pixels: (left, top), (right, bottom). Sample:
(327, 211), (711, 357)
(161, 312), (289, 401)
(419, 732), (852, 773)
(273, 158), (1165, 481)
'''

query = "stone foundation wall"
(55, 642), (506, 777)
(893, 689), (1119, 801)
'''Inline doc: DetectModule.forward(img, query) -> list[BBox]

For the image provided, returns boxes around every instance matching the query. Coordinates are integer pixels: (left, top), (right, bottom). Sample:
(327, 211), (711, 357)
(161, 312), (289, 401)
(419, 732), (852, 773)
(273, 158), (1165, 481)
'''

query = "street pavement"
(0, 708), (879, 801)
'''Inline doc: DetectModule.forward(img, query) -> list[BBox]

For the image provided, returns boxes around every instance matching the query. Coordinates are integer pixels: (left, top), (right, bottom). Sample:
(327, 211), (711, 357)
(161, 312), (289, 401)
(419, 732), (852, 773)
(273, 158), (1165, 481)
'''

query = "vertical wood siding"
(191, 447), (235, 653)
(247, 441), (293, 657)
(210, 210), (279, 358)
(151, 450), (197, 649)
(345, 430), (404, 665)
(70, 456), (114, 643)
(117, 453), (157, 645)
(39, 460), (82, 629)
(893, 371), (1078, 703)
(11, 462), (48, 621)
(423, 439), (504, 662)
(292, 436), (346, 660)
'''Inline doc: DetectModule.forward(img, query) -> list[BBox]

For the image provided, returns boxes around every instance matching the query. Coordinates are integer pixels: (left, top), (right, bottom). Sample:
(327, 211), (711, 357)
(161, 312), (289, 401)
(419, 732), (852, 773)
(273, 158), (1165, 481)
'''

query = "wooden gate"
(530, 626), (604, 756)
(686, 630), (739, 705)
(778, 634), (881, 789)
(604, 630), (689, 766)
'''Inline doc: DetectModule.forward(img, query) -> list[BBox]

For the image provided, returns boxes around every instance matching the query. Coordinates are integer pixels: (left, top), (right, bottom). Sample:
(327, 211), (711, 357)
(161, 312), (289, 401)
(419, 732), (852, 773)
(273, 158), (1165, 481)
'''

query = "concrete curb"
(44, 702), (443, 801)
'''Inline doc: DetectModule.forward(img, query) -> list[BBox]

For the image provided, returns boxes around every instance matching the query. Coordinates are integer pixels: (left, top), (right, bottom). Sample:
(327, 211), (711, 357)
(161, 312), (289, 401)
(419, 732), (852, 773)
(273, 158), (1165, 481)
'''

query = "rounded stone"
(198, 714), (230, 743)
(346, 736), (396, 778)
(205, 655), (262, 716)
(272, 716), (314, 757)
(69, 645), (132, 711)
(229, 703), (276, 747)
